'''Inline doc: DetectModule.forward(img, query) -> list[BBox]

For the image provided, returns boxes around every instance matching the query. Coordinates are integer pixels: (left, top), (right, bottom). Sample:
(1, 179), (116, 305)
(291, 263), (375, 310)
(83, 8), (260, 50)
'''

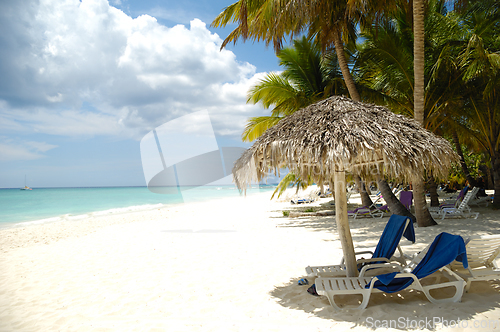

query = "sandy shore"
(1, 191), (499, 331)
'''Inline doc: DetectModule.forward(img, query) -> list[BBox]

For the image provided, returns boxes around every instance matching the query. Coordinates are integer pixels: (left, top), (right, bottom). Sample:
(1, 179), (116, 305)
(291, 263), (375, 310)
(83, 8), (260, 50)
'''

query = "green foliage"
(242, 36), (347, 142)
(449, 143), (489, 186)
(214, 0), (500, 199)
(356, 0), (500, 189)
(356, 0), (466, 132)
(270, 173), (314, 200)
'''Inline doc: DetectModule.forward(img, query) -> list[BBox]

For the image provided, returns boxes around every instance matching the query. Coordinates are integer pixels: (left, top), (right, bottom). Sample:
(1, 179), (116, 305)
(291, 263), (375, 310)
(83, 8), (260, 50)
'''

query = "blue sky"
(0, 0), (285, 188)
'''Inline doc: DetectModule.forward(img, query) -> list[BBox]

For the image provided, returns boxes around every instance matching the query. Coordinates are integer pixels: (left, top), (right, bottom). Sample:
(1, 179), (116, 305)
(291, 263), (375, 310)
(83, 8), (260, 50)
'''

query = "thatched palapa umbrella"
(233, 96), (459, 277)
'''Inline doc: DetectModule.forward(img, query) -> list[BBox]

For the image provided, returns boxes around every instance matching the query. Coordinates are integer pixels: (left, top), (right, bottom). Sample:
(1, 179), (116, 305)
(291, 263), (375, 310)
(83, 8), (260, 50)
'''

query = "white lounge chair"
(439, 186), (469, 208)
(469, 194), (493, 207)
(306, 215), (415, 277)
(291, 191), (319, 204)
(369, 187), (402, 210)
(315, 233), (467, 310)
(347, 206), (384, 218)
(431, 187), (479, 220)
(449, 234), (500, 292)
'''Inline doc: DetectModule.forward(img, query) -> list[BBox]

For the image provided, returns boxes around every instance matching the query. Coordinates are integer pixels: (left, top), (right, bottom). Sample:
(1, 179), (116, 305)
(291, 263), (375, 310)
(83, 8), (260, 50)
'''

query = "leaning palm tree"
(213, 0), (417, 210)
(211, 0), (362, 101)
(214, 0), (454, 222)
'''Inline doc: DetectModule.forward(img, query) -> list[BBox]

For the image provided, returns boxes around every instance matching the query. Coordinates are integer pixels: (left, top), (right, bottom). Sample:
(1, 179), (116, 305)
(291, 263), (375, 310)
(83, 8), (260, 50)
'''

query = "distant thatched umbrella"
(233, 96), (459, 277)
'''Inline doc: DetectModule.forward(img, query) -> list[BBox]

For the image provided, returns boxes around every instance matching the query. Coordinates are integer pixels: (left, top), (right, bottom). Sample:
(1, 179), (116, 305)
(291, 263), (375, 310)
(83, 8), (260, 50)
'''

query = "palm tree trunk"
(413, 0), (437, 227)
(355, 175), (374, 207)
(427, 175), (440, 207)
(492, 153), (500, 208)
(452, 130), (478, 187)
(333, 29), (373, 208)
(377, 177), (416, 222)
(487, 166), (495, 189)
(413, 180), (437, 226)
(332, 29), (361, 102)
(334, 29), (414, 215)
(413, 0), (425, 125)
(365, 183), (372, 195)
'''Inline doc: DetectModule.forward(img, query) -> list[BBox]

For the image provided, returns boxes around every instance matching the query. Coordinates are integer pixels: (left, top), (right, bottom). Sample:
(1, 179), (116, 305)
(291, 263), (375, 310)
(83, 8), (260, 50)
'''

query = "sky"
(0, 0), (285, 188)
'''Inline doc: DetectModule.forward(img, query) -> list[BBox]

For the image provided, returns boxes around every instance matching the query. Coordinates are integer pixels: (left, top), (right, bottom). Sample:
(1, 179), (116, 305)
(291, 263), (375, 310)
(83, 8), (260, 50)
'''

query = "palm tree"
(455, 0), (500, 206)
(212, 0), (421, 276)
(243, 36), (347, 141)
(356, 0), (467, 207)
(213, 0), (423, 212)
(243, 37), (352, 199)
(411, 0), (440, 226)
(421, 0), (500, 206)
(211, 0), (361, 100)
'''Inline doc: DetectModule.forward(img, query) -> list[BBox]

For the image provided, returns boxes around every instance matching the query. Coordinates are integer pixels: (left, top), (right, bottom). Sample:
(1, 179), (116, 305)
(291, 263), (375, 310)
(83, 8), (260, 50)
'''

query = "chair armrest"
(440, 266), (466, 280)
(340, 250), (374, 265)
(359, 263), (403, 277)
(367, 272), (419, 291)
(357, 257), (391, 265)
(355, 250), (375, 256)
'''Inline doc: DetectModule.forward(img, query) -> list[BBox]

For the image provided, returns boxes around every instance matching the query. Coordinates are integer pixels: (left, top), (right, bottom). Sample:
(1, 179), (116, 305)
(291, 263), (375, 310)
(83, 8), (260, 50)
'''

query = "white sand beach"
(1, 191), (500, 331)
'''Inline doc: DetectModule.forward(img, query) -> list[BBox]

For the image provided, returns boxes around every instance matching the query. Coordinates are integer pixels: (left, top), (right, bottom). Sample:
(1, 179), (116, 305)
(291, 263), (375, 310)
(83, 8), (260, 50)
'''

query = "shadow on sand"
(268, 206), (500, 330)
(270, 276), (500, 330)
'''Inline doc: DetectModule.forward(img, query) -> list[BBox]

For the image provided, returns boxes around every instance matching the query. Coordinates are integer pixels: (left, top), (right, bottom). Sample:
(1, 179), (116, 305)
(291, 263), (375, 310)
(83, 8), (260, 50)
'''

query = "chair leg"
(421, 280), (465, 304)
(324, 290), (372, 311)
(465, 280), (472, 293)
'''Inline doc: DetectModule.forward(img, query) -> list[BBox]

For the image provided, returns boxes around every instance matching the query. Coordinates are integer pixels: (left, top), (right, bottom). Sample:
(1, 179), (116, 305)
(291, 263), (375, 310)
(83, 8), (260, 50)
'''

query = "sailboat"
(20, 175), (32, 190)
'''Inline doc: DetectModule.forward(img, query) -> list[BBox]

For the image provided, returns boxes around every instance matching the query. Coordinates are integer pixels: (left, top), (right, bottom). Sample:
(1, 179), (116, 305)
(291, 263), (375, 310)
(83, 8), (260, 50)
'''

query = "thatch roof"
(233, 96), (459, 190)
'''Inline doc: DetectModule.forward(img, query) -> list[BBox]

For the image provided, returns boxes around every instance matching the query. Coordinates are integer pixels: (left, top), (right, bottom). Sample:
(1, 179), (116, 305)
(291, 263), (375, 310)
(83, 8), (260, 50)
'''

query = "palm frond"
(241, 115), (283, 142)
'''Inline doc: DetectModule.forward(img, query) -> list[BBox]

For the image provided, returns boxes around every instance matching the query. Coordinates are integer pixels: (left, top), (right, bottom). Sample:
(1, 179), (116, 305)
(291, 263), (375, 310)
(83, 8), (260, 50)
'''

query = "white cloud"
(139, 6), (193, 25)
(0, 0), (268, 141)
(24, 141), (58, 153)
(0, 138), (58, 161)
(1, 108), (123, 137)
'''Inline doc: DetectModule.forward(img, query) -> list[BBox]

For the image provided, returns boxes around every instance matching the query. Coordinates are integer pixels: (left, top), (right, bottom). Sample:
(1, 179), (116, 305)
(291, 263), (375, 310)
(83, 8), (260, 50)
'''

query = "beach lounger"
(449, 234), (500, 292)
(439, 186), (468, 209)
(315, 232), (468, 310)
(431, 187), (479, 220)
(327, 192), (352, 206)
(347, 206), (384, 218)
(291, 197), (314, 204)
(370, 187), (402, 207)
(291, 191), (319, 204)
(306, 215), (415, 277)
(469, 194), (494, 207)
(374, 204), (390, 216)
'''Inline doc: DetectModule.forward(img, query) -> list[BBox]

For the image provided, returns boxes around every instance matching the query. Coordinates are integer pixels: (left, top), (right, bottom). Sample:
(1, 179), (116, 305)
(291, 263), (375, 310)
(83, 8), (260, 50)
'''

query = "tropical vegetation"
(212, 0), (500, 212)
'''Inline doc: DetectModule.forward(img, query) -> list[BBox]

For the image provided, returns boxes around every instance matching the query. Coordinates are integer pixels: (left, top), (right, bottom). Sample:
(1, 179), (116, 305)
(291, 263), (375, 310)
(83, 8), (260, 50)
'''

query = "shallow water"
(0, 185), (274, 227)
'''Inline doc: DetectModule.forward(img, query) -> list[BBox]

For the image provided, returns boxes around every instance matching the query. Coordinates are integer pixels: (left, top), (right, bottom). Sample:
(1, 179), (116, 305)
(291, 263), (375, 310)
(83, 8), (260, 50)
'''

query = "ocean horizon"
(0, 185), (276, 228)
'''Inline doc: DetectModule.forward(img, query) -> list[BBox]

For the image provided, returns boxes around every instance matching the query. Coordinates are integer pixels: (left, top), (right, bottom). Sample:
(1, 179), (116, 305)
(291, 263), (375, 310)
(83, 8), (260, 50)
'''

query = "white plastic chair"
(449, 234), (500, 292)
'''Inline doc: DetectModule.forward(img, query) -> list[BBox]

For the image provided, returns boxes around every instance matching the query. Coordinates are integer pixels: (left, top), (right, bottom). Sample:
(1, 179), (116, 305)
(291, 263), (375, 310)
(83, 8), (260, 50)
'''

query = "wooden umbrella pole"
(334, 169), (358, 277)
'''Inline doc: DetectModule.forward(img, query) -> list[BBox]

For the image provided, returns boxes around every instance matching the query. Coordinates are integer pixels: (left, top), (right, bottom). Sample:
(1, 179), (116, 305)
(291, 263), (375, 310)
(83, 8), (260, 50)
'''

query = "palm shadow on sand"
(270, 276), (500, 330)
(269, 207), (500, 330)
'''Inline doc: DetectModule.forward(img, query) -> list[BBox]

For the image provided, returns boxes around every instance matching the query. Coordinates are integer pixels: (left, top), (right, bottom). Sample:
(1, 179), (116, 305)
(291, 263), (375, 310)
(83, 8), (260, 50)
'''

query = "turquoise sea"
(0, 185), (275, 228)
